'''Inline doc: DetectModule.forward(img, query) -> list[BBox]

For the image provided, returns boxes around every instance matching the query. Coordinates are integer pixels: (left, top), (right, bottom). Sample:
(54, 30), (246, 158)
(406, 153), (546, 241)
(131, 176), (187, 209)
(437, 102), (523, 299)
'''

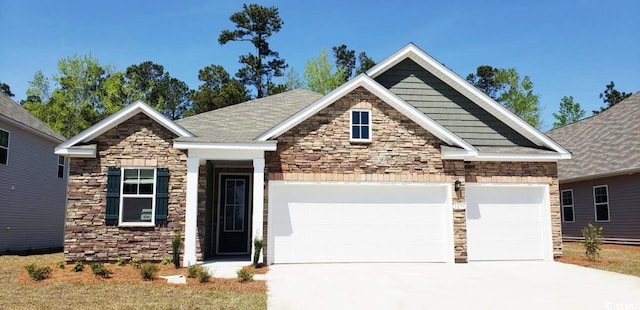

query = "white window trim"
(593, 185), (610, 222)
(350, 109), (372, 142)
(0, 128), (9, 166)
(118, 167), (156, 227)
(57, 155), (65, 178)
(561, 189), (575, 223)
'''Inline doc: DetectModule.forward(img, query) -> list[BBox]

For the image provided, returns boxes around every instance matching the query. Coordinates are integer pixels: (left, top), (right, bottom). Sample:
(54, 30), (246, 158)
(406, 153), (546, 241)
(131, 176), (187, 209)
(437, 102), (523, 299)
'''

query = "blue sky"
(1, 0), (638, 130)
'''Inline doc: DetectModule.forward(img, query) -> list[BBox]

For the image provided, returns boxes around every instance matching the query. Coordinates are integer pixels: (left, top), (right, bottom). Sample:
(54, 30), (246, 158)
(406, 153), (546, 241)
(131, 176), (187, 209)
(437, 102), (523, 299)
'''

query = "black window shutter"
(155, 168), (170, 225)
(105, 167), (121, 226)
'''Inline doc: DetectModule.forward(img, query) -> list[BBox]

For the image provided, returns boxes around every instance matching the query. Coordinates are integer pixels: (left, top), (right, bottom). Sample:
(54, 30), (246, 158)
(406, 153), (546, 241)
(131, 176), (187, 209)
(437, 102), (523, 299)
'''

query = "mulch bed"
(18, 262), (267, 294)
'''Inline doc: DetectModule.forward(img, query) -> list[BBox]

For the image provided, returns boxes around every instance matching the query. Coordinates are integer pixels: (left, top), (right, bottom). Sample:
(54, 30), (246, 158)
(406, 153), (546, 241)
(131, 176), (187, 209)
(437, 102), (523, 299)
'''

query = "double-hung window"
(593, 185), (609, 222)
(350, 110), (371, 142)
(561, 189), (574, 222)
(105, 167), (169, 227)
(0, 129), (8, 165)
(120, 168), (156, 225)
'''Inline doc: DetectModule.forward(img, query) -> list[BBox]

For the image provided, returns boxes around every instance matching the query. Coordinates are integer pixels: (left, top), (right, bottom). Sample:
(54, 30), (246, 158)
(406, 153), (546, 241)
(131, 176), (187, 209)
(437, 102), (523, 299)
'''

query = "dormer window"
(350, 110), (371, 142)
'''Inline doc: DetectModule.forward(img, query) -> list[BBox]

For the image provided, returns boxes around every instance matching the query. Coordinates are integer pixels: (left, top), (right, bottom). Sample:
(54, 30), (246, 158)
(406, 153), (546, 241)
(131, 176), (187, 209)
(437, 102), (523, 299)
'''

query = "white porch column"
(183, 157), (199, 266)
(251, 158), (265, 263)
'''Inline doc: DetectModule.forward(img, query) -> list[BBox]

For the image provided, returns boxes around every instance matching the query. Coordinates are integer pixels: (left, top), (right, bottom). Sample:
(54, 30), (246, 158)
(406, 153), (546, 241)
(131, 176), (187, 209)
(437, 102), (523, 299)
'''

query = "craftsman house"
(56, 44), (570, 265)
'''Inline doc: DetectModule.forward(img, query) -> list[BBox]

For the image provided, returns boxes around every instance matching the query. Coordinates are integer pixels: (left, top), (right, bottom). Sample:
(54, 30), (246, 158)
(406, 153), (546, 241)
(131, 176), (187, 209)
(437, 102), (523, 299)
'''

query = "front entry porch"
(178, 146), (270, 267)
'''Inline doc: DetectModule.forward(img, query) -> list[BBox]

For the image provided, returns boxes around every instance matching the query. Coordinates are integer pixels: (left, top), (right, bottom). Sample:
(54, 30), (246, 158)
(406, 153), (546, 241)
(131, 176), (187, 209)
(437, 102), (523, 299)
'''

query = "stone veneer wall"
(264, 87), (562, 262)
(266, 87), (451, 179)
(64, 113), (194, 262)
(265, 87), (464, 260)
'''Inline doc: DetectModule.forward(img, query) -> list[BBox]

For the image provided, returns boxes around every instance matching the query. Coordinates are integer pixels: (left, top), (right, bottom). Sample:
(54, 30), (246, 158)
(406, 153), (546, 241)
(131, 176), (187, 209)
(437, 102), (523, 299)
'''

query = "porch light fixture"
(454, 179), (461, 192)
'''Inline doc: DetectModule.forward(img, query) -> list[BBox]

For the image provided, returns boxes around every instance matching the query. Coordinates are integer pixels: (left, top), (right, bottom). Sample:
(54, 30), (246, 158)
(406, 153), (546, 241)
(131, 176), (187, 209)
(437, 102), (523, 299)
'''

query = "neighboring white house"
(0, 93), (67, 252)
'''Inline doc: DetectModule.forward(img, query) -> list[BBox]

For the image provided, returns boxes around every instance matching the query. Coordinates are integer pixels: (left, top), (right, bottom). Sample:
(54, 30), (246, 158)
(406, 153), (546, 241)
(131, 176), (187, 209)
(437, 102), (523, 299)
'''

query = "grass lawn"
(556, 242), (640, 277)
(0, 253), (266, 310)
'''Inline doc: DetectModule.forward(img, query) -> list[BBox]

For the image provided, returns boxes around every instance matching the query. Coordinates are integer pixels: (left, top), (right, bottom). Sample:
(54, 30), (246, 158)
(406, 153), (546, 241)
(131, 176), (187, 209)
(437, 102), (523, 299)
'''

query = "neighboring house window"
(350, 110), (371, 142)
(57, 155), (65, 178)
(561, 189), (574, 222)
(593, 185), (610, 222)
(105, 167), (169, 226)
(0, 129), (8, 165)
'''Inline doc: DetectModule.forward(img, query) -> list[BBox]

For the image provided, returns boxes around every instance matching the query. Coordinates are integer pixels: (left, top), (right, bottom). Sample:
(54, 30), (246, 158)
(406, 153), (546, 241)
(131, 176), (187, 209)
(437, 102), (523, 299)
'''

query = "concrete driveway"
(267, 262), (640, 310)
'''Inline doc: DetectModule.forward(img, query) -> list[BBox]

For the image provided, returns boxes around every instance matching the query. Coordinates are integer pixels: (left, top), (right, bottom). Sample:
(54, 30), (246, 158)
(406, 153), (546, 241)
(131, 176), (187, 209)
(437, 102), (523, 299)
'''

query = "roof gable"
(56, 101), (192, 157)
(375, 58), (536, 147)
(257, 74), (477, 152)
(367, 43), (570, 158)
(547, 92), (640, 181)
(0, 93), (65, 142)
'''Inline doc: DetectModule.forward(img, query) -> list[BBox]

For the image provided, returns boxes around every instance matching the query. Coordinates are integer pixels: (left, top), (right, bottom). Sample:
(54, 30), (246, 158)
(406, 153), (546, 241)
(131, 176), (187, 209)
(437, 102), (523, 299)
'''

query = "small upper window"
(120, 168), (156, 225)
(593, 185), (609, 222)
(57, 155), (65, 178)
(561, 189), (574, 222)
(0, 129), (8, 165)
(350, 110), (371, 142)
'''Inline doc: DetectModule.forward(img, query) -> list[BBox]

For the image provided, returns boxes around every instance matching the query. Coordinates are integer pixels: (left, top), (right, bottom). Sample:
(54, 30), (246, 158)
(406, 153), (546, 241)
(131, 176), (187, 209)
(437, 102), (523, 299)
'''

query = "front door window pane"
(223, 179), (246, 232)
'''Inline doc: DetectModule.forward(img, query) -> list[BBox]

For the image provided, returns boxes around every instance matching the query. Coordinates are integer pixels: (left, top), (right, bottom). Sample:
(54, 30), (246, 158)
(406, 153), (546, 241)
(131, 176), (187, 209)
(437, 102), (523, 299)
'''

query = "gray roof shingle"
(547, 92), (640, 181)
(0, 93), (65, 141)
(176, 89), (323, 143)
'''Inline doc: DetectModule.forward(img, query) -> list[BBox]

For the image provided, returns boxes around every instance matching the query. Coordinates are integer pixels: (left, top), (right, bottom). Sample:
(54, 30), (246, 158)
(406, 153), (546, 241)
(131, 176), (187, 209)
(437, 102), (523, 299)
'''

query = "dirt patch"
(244, 264), (270, 275)
(19, 262), (266, 293)
(556, 255), (617, 268)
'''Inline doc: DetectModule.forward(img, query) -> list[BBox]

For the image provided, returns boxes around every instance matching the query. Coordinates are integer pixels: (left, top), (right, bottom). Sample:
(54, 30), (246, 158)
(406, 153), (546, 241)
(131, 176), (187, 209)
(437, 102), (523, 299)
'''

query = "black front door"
(217, 174), (251, 254)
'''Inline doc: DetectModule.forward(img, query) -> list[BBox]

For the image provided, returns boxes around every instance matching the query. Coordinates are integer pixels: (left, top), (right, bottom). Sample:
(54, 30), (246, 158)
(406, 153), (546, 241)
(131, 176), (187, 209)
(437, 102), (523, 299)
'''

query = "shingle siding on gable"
(560, 173), (640, 241)
(0, 119), (66, 252)
(375, 58), (536, 147)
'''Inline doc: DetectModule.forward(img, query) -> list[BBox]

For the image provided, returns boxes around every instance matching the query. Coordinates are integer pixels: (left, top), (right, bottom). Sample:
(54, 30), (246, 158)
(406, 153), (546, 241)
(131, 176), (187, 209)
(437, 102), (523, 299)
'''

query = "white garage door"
(466, 184), (551, 261)
(268, 182), (452, 264)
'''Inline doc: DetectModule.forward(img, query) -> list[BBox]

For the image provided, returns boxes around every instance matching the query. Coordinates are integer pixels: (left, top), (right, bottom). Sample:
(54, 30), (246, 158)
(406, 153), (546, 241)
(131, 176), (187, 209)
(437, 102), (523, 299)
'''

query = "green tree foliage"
(159, 77), (191, 120)
(22, 55), (192, 137)
(188, 65), (249, 115)
(282, 68), (304, 91)
(122, 61), (191, 119)
(495, 68), (542, 129)
(23, 54), (112, 137)
(466, 65), (503, 100)
(219, 4), (287, 98)
(552, 96), (586, 128)
(582, 223), (603, 261)
(124, 61), (166, 107)
(100, 71), (128, 116)
(25, 70), (50, 102)
(593, 81), (632, 114)
(0, 81), (14, 97)
(357, 52), (376, 75)
(332, 44), (376, 82)
(467, 66), (542, 129)
(304, 48), (346, 95)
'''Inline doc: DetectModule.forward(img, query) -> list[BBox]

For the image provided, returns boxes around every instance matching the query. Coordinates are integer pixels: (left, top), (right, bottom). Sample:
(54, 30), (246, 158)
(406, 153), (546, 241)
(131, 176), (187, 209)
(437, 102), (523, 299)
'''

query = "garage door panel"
(473, 241), (544, 260)
(270, 182), (451, 263)
(467, 185), (549, 261)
